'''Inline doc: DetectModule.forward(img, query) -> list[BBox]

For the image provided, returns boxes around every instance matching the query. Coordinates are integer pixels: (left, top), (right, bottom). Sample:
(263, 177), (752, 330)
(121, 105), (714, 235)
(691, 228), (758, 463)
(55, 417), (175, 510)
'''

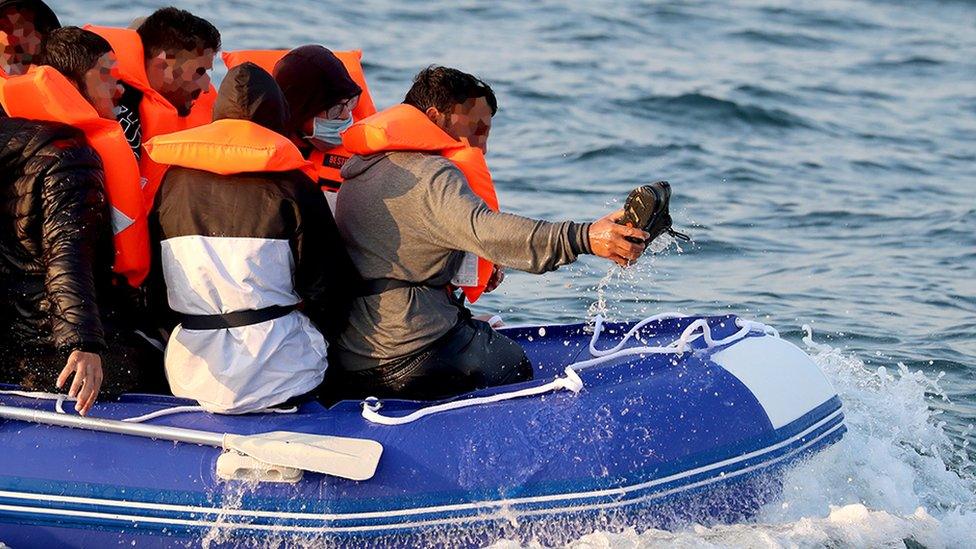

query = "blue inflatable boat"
(0, 314), (845, 547)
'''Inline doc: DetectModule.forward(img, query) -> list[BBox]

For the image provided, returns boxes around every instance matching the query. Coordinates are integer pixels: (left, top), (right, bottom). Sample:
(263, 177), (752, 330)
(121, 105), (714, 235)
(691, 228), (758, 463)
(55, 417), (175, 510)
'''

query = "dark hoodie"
(273, 45), (361, 139)
(150, 62), (361, 411)
(213, 62), (288, 132)
(153, 62), (360, 343)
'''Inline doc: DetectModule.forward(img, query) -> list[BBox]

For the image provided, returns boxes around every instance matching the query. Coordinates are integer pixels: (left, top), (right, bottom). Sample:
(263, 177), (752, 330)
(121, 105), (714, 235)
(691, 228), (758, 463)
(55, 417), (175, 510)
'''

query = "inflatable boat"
(0, 313), (845, 547)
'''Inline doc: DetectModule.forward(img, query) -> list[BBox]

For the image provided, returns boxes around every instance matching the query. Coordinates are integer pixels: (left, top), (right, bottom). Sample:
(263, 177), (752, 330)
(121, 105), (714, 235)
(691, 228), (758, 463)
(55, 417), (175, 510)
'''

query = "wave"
(733, 84), (800, 103)
(491, 328), (976, 548)
(730, 29), (833, 49)
(623, 93), (811, 130)
(756, 6), (884, 32)
(873, 56), (945, 69)
(571, 143), (704, 162)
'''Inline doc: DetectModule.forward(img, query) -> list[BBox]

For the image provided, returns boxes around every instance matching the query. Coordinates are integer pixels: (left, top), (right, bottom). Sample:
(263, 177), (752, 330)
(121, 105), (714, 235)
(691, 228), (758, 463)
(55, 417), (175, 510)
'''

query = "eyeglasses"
(327, 95), (360, 119)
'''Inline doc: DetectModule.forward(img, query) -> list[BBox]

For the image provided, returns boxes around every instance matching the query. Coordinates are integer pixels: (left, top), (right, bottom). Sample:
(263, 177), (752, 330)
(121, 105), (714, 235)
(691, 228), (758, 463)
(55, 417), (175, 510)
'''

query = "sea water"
(43, 0), (976, 547)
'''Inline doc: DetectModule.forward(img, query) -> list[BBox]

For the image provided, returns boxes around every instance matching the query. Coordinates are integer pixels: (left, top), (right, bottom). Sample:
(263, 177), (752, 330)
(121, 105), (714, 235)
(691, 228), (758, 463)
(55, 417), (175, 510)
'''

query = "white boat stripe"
(0, 422), (845, 535)
(0, 407), (842, 523)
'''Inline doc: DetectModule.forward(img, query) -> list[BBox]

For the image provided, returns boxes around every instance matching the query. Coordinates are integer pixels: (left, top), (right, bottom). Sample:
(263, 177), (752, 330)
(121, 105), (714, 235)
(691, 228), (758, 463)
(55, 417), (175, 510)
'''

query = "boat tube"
(0, 313), (845, 547)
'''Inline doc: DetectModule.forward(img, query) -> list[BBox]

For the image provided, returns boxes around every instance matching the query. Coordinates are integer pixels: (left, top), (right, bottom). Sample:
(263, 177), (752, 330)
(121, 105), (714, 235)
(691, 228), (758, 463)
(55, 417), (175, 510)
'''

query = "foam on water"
(491, 327), (976, 548)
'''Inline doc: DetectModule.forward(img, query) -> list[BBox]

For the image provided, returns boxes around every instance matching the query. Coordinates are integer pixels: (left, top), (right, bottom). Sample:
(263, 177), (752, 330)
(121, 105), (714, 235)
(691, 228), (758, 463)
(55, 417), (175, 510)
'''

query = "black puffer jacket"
(0, 117), (109, 354)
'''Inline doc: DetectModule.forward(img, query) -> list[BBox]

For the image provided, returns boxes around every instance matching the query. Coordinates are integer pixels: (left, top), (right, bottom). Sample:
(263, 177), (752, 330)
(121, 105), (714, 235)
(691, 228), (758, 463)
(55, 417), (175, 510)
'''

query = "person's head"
(273, 45), (362, 150)
(41, 27), (120, 119)
(0, 0), (60, 75)
(213, 62), (287, 135)
(137, 6), (220, 116)
(403, 65), (497, 154)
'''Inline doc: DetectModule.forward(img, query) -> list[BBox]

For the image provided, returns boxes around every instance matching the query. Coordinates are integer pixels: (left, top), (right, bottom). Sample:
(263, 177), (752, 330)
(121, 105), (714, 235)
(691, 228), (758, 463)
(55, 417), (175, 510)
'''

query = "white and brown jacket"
(148, 63), (360, 413)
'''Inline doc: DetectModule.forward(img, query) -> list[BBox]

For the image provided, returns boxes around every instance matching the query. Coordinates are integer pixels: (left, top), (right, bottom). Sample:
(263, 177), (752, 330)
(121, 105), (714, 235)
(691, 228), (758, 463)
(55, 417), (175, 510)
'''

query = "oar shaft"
(0, 405), (223, 447)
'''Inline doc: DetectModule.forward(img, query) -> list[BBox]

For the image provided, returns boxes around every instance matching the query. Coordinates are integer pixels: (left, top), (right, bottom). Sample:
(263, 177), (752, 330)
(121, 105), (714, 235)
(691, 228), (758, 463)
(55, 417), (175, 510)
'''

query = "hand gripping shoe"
(617, 181), (690, 244)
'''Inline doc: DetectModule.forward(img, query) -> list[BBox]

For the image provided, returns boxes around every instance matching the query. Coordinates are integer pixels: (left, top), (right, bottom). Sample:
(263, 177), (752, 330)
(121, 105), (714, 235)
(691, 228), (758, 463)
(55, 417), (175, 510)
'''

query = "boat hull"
(0, 315), (845, 547)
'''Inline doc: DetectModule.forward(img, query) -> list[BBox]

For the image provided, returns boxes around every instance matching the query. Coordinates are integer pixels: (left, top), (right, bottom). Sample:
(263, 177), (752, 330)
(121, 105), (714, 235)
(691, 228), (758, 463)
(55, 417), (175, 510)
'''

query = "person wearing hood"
(0, 0), (59, 79)
(273, 45), (363, 211)
(144, 62), (360, 414)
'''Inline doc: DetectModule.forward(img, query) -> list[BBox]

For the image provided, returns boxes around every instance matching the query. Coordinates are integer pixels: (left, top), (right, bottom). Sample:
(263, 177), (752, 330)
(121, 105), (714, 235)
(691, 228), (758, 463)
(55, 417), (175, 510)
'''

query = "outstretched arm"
(422, 164), (647, 272)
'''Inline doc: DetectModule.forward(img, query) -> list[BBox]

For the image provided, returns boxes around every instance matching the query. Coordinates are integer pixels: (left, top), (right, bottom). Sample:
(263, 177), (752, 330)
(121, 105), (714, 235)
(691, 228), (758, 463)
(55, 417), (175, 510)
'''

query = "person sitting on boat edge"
(84, 7), (221, 205)
(326, 66), (649, 402)
(0, 27), (162, 414)
(0, 0), (60, 80)
(273, 45), (363, 211)
(144, 62), (361, 414)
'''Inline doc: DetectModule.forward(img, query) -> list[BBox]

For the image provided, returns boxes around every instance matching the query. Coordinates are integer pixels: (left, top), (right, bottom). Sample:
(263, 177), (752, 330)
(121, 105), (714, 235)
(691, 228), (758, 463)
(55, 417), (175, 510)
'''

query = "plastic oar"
(0, 405), (382, 481)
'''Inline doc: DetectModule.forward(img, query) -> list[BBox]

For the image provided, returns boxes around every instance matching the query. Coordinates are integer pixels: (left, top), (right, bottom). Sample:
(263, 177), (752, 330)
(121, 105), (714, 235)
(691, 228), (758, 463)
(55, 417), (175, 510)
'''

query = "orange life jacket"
(84, 25), (218, 204)
(222, 49), (378, 193)
(0, 67), (150, 288)
(144, 118), (316, 179)
(343, 104), (499, 303)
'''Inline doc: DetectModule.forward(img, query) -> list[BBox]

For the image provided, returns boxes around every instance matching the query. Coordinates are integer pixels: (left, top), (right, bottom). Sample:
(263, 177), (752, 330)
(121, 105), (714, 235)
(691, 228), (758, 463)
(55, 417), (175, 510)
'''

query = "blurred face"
(82, 52), (122, 120)
(0, 7), (44, 75)
(426, 97), (493, 154)
(145, 47), (215, 116)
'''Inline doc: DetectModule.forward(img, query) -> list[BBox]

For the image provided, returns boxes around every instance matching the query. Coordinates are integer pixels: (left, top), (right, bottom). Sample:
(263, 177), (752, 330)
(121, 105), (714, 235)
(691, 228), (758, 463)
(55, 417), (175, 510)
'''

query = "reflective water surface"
(50, 1), (976, 546)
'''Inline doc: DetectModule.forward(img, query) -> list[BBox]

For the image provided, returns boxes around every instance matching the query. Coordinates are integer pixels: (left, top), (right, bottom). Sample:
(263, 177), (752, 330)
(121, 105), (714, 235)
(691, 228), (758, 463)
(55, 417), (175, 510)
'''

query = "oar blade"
(225, 431), (383, 481)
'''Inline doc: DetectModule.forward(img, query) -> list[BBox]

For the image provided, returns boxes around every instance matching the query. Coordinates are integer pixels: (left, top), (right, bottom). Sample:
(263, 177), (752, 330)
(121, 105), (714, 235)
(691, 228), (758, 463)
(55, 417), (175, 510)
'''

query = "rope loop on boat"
(0, 390), (298, 422)
(0, 390), (75, 413)
(361, 367), (583, 426)
(361, 313), (778, 426)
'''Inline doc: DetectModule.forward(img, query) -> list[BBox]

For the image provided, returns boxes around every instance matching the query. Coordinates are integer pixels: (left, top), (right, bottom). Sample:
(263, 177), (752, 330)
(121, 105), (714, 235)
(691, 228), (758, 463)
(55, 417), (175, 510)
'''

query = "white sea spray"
(586, 237), (678, 324)
(200, 473), (265, 548)
(490, 326), (976, 549)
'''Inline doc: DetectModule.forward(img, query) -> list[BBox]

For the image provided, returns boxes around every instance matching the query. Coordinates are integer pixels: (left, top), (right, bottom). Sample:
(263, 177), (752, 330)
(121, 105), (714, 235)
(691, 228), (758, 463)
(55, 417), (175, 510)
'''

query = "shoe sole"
(621, 181), (670, 243)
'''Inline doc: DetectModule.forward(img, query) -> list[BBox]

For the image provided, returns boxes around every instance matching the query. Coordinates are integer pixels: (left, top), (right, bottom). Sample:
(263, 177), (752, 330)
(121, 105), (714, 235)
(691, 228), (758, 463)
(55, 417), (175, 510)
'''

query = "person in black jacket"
(0, 116), (152, 414)
(148, 63), (361, 413)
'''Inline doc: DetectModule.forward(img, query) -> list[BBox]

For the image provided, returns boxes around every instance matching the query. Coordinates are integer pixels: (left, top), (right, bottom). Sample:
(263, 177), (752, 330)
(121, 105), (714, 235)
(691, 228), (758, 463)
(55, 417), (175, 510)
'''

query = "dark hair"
(40, 26), (111, 90)
(0, 0), (61, 34)
(403, 65), (497, 116)
(136, 6), (221, 59)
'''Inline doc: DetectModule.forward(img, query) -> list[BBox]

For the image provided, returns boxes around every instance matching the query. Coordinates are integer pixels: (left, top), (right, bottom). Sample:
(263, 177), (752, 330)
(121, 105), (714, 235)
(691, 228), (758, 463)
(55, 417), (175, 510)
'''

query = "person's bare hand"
(56, 351), (103, 416)
(588, 209), (649, 266)
(484, 266), (505, 293)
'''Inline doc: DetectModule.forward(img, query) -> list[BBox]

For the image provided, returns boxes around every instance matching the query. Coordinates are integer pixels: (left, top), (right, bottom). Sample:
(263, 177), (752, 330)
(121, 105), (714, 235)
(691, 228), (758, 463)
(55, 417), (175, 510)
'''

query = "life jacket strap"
(180, 304), (296, 330)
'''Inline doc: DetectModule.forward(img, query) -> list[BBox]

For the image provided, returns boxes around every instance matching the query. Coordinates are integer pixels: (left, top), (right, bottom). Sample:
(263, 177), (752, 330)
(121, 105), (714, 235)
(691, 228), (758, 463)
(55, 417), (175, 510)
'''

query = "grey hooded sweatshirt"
(334, 151), (590, 370)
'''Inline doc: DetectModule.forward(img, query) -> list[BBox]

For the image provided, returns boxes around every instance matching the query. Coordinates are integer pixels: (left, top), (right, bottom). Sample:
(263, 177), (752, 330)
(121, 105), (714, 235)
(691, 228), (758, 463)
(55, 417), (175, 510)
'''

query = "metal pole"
(0, 405), (224, 447)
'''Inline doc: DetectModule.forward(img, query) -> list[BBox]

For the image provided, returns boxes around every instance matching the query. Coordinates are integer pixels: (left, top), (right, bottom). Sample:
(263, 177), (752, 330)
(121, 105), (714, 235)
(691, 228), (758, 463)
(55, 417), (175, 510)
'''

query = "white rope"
(361, 314), (779, 426)
(121, 405), (205, 423)
(0, 390), (298, 422)
(121, 405), (299, 423)
(0, 390), (74, 414)
(361, 368), (584, 427)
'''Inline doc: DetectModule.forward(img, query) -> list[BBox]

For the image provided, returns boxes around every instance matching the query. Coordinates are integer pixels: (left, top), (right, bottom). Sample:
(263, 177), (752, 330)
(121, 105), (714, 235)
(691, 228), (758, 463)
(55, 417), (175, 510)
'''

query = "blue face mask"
(305, 115), (353, 149)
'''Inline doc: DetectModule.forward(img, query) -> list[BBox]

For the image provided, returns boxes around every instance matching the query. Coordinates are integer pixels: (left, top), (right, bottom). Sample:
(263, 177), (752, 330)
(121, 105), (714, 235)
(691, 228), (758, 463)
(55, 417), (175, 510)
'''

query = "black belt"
(360, 279), (441, 297)
(319, 177), (342, 192)
(180, 304), (296, 330)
